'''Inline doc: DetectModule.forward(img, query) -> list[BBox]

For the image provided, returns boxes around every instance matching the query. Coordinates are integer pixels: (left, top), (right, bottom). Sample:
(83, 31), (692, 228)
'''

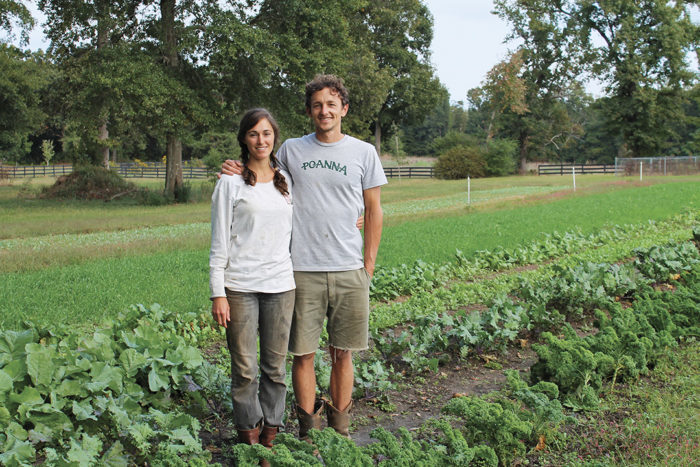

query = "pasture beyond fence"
(0, 163), (435, 179)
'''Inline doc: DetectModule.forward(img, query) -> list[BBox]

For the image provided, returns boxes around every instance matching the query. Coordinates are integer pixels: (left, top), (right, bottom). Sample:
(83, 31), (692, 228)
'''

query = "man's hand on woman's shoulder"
(217, 159), (243, 178)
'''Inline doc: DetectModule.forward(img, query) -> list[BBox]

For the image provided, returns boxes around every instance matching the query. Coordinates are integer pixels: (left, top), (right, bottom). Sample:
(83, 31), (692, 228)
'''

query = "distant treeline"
(1, 1), (698, 184)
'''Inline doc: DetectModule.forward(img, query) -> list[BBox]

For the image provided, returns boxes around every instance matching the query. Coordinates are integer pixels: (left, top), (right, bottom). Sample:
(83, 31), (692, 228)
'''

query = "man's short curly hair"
(305, 74), (349, 109)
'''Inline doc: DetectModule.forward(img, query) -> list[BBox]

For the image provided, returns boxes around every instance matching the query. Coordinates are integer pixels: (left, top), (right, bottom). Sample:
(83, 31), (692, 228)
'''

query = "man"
(221, 74), (386, 439)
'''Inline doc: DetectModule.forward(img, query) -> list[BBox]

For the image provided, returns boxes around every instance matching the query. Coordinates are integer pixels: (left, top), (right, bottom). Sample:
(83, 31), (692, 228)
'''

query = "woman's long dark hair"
(237, 108), (288, 196)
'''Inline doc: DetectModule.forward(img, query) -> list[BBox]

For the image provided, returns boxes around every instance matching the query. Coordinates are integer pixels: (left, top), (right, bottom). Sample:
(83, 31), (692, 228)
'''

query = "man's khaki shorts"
(288, 269), (371, 356)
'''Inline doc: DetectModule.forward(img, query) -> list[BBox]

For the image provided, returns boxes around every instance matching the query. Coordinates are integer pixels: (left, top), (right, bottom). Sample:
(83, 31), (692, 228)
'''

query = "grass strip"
(380, 181), (700, 266)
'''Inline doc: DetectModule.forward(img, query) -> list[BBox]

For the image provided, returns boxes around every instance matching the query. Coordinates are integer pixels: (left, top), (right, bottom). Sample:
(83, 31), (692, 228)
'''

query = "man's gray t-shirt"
(276, 133), (387, 271)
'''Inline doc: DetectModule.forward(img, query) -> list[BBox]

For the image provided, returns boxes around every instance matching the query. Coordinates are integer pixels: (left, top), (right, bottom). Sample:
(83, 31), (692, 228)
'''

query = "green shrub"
(434, 145), (486, 179)
(483, 139), (517, 177)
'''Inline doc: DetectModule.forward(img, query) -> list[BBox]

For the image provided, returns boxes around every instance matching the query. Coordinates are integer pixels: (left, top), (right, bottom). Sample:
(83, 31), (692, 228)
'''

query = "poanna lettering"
(301, 159), (347, 175)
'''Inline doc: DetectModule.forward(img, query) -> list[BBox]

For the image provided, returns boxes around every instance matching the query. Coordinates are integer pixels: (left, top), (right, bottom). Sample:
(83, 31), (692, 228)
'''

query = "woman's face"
(244, 118), (275, 161)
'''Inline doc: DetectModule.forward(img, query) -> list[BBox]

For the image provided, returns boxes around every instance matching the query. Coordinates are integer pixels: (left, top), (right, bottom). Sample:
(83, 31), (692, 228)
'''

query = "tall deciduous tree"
(574, 0), (698, 157)
(133, 0), (216, 197)
(356, 0), (443, 155)
(40, 0), (138, 167)
(468, 50), (528, 143)
(239, 0), (388, 140)
(0, 45), (51, 162)
(495, 0), (699, 160)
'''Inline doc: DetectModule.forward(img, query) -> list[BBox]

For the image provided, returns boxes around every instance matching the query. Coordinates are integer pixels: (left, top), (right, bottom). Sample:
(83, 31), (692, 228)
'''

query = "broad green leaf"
(5, 421), (28, 441)
(118, 349), (147, 378)
(123, 382), (145, 401)
(0, 369), (13, 393)
(101, 441), (129, 467)
(55, 378), (87, 398)
(10, 386), (43, 410)
(0, 436), (35, 466)
(0, 407), (10, 431)
(79, 331), (115, 362)
(0, 329), (38, 360)
(148, 364), (169, 392)
(27, 405), (73, 435)
(66, 433), (103, 466)
(179, 346), (204, 370)
(86, 363), (124, 394)
(72, 399), (97, 421)
(2, 359), (28, 382)
(170, 365), (182, 386)
(25, 343), (55, 387)
(28, 423), (55, 444)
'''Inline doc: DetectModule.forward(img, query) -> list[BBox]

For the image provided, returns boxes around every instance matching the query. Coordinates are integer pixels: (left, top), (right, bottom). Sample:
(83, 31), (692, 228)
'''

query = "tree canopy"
(1, 0), (698, 181)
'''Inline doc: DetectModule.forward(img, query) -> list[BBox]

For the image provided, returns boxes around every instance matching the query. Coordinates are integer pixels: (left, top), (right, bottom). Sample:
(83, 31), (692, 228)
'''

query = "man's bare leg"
(292, 353), (316, 413)
(329, 346), (353, 411)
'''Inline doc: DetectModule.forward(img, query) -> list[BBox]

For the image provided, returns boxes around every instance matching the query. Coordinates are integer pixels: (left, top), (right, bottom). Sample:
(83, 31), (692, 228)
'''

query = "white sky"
(423, 0), (513, 104)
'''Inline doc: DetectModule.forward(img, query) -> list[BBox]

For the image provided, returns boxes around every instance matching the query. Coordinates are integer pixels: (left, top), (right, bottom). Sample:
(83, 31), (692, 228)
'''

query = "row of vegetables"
(1, 213), (698, 465)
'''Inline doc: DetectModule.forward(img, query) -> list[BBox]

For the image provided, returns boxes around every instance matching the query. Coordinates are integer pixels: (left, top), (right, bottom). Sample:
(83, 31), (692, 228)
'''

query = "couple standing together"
(209, 74), (387, 447)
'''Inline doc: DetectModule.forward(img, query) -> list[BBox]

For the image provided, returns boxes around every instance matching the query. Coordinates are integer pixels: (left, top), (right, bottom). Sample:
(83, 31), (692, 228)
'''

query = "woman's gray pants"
(225, 289), (295, 430)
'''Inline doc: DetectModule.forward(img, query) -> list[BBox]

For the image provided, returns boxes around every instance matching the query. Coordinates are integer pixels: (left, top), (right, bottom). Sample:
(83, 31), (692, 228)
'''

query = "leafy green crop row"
(0, 305), (227, 466)
(531, 262), (700, 410)
(371, 211), (699, 302)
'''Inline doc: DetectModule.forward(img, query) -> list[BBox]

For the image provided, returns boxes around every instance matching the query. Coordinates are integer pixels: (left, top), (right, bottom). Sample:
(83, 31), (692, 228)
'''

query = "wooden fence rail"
(0, 164), (74, 178)
(538, 164), (619, 175)
(383, 166), (434, 178)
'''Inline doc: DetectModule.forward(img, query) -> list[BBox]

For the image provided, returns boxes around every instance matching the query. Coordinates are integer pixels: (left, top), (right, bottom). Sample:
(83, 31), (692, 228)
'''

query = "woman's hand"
(211, 297), (230, 328)
(356, 215), (364, 230)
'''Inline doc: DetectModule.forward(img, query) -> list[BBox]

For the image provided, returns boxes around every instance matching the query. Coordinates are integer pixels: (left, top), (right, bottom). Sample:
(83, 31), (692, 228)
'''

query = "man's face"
(306, 87), (348, 135)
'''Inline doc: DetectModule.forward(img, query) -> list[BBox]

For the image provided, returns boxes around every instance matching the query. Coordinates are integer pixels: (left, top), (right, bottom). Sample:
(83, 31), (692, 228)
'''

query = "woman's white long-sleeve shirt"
(209, 173), (294, 297)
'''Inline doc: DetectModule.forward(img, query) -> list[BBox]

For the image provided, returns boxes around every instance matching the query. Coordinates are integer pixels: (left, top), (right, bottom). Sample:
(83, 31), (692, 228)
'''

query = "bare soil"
(348, 345), (538, 446)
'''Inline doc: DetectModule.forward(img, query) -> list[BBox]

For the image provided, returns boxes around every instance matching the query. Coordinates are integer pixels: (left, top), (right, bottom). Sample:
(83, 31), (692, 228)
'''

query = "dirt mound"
(41, 165), (138, 200)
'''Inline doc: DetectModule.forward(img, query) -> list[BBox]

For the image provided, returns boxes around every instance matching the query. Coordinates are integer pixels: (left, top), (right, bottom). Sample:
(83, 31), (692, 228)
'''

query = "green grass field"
(1, 174), (698, 329)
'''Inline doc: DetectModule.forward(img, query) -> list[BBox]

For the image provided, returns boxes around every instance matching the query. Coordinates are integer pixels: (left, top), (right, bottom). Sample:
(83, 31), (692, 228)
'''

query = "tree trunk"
(98, 121), (110, 168)
(161, 0), (183, 196)
(485, 110), (496, 143)
(374, 121), (381, 156)
(165, 135), (183, 195)
(519, 134), (529, 174)
(96, 11), (110, 169)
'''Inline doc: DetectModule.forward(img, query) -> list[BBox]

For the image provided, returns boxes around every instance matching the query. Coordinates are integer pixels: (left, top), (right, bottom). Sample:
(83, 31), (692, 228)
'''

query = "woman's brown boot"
(237, 425), (260, 445)
(260, 425), (278, 448)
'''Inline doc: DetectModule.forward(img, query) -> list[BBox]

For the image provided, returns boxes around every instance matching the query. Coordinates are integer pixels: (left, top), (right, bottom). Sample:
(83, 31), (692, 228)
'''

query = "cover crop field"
(1, 174), (699, 465)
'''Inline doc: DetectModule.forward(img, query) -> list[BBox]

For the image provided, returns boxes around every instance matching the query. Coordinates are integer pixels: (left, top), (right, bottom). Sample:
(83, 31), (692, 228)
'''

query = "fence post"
(467, 176), (471, 205)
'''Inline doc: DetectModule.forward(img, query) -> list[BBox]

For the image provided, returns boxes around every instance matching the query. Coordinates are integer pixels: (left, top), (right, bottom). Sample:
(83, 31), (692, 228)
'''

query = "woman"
(209, 108), (294, 447)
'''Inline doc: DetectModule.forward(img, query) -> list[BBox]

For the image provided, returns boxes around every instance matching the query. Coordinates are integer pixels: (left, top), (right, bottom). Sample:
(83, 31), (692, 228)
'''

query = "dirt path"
(275, 344), (538, 446)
